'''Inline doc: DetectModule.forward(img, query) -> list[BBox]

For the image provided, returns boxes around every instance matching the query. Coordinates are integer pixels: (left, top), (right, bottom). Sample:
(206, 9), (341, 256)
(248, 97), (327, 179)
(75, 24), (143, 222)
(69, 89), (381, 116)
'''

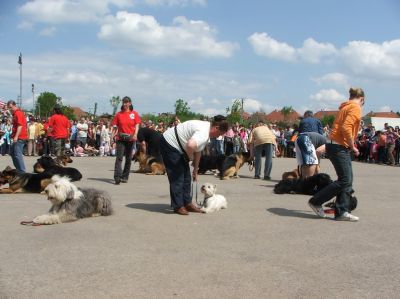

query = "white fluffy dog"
(200, 183), (227, 213)
(33, 175), (113, 225)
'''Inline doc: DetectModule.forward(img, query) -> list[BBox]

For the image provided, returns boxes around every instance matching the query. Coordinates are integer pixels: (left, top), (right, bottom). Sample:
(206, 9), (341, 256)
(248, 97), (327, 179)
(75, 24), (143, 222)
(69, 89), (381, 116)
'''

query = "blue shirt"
(299, 117), (324, 135)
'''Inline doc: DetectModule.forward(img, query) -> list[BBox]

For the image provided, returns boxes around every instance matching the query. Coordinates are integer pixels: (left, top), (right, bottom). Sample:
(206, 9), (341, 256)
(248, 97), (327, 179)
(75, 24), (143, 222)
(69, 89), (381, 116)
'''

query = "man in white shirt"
(76, 117), (88, 147)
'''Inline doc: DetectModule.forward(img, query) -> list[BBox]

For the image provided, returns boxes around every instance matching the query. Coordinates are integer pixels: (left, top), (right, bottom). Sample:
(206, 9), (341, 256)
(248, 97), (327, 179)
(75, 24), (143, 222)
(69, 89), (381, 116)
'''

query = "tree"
(280, 106), (294, 121)
(174, 99), (190, 116)
(36, 91), (57, 118)
(320, 115), (335, 127)
(110, 96), (121, 115)
(226, 99), (242, 124)
(61, 105), (77, 121)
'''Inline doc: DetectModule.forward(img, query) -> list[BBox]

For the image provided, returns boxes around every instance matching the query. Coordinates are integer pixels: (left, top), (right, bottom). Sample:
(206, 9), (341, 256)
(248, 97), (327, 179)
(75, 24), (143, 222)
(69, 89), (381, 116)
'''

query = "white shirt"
(163, 120), (210, 153)
(77, 122), (88, 138)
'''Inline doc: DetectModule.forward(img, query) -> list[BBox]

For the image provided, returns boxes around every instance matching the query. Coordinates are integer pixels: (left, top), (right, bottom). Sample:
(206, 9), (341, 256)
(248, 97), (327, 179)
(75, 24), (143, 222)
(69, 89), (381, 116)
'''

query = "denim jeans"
(160, 136), (192, 209)
(114, 140), (134, 180)
(254, 143), (273, 178)
(310, 143), (353, 217)
(10, 140), (26, 173)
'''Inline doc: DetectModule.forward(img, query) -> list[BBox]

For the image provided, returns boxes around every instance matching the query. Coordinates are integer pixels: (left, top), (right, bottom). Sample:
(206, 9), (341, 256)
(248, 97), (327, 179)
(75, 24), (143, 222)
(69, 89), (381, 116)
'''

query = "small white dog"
(33, 175), (113, 225)
(200, 183), (227, 213)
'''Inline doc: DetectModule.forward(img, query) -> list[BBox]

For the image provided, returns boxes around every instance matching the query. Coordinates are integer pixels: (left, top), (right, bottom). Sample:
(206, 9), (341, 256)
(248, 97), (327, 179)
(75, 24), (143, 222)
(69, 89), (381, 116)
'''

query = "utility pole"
(18, 53), (22, 108)
(32, 83), (35, 114)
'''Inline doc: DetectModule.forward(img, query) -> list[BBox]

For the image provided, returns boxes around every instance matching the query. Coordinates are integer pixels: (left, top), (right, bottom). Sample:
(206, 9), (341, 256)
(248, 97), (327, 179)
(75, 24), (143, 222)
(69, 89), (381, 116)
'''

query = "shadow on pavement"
(126, 203), (173, 214)
(267, 207), (319, 219)
(87, 177), (116, 184)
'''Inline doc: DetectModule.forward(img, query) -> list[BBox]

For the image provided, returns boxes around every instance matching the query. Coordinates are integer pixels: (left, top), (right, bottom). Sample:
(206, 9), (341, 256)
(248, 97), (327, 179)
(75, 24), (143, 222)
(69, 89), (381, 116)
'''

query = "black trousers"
(160, 136), (191, 209)
(114, 140), (134, 180)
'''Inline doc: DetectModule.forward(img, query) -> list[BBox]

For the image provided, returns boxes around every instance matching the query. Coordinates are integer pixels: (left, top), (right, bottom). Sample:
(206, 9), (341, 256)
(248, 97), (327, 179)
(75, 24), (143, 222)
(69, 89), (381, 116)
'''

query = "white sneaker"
(335, 212), (359, 222)
(308, 202), (326, 218)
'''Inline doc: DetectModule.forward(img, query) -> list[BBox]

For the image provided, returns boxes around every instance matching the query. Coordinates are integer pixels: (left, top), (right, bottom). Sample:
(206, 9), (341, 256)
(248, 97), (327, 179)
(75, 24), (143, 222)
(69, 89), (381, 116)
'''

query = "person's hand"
(351, 147), (359, 157)
(192, 168), (198, 181)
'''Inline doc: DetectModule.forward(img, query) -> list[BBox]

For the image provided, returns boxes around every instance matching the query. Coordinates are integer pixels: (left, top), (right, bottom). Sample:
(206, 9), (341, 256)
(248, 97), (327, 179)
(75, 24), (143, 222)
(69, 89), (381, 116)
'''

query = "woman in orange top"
(309, 87), (365, 222)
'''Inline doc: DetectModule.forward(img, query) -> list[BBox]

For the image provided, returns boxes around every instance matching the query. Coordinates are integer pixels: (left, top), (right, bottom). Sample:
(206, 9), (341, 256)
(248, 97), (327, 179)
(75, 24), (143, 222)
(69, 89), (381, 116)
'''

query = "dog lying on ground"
(0, 166), (53, 193)
(33, 156), (82, 181)
(197, 154), (226, 174)
(133, 151), (165, 175)
(282, 168), (300, 180)
(219, 152), (253, 180)
(200, 183), (227, 213)
(274, 173), (332, 195)
(53, 154), (74, 166)
(32, 175), (113, 225)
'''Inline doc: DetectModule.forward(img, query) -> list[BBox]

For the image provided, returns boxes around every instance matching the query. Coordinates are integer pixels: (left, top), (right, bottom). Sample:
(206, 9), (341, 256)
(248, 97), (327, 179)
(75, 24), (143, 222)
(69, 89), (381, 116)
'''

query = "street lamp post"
(32, 83), (35, 115)
(18, 53), (22, 108)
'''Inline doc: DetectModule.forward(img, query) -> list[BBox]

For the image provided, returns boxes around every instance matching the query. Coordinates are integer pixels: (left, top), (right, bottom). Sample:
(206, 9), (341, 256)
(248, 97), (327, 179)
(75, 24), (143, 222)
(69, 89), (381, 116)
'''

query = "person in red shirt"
(111, 96), (141, 184)
(48, 105), (70, 158)
(6, 100), (27, 172)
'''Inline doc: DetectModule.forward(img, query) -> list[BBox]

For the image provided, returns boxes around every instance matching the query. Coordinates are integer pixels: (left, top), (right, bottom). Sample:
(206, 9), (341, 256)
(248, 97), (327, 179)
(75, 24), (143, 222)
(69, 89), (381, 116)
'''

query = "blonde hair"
(349, 87), (364, 99)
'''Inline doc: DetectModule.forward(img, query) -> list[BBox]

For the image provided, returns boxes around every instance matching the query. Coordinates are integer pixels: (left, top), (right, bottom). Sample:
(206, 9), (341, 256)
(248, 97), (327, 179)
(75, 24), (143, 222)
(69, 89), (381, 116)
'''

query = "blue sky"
(1, 0), (399, 116)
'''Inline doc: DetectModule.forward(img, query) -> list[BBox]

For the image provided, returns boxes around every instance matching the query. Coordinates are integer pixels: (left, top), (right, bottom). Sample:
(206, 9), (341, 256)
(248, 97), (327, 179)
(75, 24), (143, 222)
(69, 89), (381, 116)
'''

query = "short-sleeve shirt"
(48, 114), (70, 139)
(11, 109), (28, 140)
(111, 110), (142, 141)
(163, 120), (210, 153)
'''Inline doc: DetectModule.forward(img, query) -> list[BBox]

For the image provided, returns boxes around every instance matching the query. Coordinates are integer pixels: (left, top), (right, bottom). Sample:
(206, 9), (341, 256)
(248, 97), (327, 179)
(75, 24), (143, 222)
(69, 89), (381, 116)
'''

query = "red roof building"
(265, 109), (301, 124)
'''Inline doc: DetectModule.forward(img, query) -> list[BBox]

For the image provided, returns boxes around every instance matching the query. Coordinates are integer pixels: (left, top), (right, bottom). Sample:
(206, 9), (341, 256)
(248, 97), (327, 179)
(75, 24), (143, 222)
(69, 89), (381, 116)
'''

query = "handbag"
(174, 126), (190, 163)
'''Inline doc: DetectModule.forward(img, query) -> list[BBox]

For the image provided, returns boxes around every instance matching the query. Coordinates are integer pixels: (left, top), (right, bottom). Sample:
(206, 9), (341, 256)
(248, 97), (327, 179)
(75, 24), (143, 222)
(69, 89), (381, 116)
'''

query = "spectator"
(27, 117), (40, 156)
(111, 96), (141, 185)
(77, 117), (88, 147)
(7, 100), (28, 172)
(48, 105), (71, 158)
(299, 110), (324, 135)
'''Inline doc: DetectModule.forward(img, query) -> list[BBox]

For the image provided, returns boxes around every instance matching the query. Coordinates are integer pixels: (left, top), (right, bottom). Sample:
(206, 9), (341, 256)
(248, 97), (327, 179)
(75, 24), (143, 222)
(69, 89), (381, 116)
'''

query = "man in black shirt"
(137, 127), (162, 160)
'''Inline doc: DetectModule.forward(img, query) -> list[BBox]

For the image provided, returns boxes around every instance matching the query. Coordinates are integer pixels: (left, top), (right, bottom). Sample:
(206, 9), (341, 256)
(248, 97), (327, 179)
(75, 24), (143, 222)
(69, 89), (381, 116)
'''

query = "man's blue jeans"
(310, 143), (353, 217)
(254, 143), (273, 178)
(11, 140), (26, 173)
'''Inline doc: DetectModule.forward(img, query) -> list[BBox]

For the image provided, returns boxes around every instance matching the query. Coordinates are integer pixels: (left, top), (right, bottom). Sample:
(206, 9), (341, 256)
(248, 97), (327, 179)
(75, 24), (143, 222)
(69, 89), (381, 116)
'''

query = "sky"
(0, 0), (399, 116)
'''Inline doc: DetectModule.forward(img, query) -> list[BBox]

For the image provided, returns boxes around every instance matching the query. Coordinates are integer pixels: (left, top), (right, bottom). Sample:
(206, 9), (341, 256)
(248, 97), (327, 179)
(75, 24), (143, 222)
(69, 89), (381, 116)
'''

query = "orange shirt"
(330, 100), (361, 148)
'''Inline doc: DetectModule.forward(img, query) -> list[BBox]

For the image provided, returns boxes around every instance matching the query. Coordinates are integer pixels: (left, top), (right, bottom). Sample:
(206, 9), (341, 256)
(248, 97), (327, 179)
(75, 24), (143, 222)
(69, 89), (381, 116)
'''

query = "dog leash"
(20, 220), (42, 226)
(191, 180), (202, 207)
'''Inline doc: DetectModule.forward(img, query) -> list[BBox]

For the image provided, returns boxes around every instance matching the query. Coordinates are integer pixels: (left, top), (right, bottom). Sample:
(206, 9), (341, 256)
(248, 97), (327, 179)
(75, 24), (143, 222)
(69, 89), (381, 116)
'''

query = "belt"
(330, 140), (349, 149)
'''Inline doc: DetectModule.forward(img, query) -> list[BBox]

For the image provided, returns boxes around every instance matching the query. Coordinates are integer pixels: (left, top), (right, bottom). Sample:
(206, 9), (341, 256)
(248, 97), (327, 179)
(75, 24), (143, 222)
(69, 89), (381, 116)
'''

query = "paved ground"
(0, 155), (399, 299)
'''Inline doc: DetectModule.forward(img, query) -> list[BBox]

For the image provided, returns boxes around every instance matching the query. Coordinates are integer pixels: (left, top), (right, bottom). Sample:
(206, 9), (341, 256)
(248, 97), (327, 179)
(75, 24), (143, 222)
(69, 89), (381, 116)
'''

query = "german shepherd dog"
(197, 154), (226, 174)
(133, 151), (165, 175)
(219, 152), (253, 180)
(33, 156), (82, 181)
(0, 166), (53, 193)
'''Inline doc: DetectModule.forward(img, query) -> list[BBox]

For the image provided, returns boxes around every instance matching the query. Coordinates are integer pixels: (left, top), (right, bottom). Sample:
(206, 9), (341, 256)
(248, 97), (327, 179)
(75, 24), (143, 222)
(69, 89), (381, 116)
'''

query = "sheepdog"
(200, 183), (227, 213)
(33, 175), (113, 225)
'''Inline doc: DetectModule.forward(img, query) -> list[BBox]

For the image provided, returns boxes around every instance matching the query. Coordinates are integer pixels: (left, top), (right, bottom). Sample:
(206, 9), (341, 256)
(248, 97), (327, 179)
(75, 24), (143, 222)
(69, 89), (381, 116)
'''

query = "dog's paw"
(33, 214), (59, 225)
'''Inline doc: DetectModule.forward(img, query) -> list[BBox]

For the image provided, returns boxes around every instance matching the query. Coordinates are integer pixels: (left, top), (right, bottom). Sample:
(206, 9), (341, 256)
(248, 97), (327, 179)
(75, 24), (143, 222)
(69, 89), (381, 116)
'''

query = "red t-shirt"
(11, 109), (28, 140)
(43, 122), (52, 137)
(112, 110), (141, 141)
(48, 114), (70, 139)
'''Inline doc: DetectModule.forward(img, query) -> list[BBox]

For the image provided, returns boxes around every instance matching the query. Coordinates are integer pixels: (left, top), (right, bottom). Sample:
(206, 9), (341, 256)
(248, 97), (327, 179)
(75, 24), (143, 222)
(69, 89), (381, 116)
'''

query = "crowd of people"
(1, 88), (399, 221)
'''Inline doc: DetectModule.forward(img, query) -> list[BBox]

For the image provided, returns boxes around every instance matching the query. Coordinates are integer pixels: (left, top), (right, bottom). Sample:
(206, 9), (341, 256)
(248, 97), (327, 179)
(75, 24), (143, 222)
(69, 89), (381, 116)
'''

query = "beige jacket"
(248, 125), (277, 147)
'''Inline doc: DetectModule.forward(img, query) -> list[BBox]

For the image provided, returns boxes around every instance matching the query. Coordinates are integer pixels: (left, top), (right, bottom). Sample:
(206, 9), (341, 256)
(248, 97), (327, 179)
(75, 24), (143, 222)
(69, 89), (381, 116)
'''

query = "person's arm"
(192, 151), (201, 181)
(186, 138), (198, 161)
(13, 125), (22, 142)
(133, 123), (140, 140)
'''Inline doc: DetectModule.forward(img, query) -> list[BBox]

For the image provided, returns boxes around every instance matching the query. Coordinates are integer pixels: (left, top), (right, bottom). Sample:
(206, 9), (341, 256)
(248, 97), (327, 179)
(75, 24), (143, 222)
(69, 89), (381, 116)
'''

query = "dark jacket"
(299, 117), (324, 135)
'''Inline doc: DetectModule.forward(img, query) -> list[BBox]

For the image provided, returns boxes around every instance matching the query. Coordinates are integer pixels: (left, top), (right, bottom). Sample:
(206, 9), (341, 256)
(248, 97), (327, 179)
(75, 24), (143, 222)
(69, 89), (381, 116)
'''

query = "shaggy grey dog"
(33, 175), (113, 225)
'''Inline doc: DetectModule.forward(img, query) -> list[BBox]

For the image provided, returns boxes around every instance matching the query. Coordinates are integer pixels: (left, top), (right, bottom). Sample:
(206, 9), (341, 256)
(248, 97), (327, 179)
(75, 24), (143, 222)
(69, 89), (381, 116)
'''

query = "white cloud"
(248, 33), (296, 62)
(310, 89), (345, 110)
(243, 98), (263, 113)
(17, 21), (34, 30)
(298, 38), (337, 64)
(18, 0), (133, 24)
(314, 72), (349, 87)
(39, 26), (57, 36)
(143, 0), (206, 6)
(248, 33), (336, 63)
(341, 40), (400, 79)
(378, 106), (392, 112)
(98, 12), (238, 58)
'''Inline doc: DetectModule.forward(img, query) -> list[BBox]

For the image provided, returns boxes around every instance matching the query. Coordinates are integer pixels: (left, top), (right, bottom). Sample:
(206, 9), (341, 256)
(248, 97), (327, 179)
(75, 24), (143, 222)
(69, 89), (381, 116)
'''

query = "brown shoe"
(173, 207), (189, 215)
(185, 203), (205, 213)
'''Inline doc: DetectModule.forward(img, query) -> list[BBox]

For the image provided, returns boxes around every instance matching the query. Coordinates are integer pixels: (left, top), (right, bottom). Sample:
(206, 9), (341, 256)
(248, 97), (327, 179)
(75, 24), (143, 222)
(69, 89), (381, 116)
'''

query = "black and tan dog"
(274, 173), (332, 195)
(133, 151), (165, 175)
(0, 166), (53, 193)
(197, 154), (226, 175)
(33, 156), (82, 181)
(219, 152), (253, 180)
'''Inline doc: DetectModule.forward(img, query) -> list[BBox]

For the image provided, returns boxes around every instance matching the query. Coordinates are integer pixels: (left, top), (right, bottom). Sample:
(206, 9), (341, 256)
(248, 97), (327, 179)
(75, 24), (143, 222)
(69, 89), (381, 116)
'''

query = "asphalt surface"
(0, 155), (399, 299)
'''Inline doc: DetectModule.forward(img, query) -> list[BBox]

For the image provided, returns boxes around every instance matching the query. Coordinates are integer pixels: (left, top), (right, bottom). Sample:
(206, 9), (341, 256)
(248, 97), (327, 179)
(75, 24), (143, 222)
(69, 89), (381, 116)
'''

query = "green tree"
(110, 96), (121, 115)
(320, 115), (335, 127)
(226, 99), (242, 124)
(280, 106), (294, 121)
(61, 105), (76, 121)
(174, 99), (190, 116)
(36, 91), (57, 118)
